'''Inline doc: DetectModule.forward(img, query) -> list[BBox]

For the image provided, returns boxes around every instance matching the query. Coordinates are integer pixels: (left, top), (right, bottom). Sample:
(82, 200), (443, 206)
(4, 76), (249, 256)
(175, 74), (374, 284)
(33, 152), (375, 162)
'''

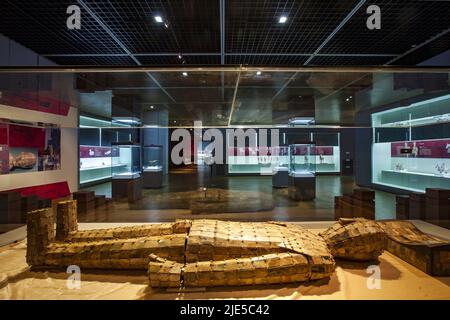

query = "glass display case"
(372, 94), (450, 192)
(79, 146), (113, 184)
(288, 143), (316, 200)
(289, 143), (316, 177)
(312, 132), (340, 173)
(227, 146), (289, 175)
(311, 146), (340, 173)
(111, 143), (141, 179)
(143, 145), (163, 172)
(142, 145), (163, 188)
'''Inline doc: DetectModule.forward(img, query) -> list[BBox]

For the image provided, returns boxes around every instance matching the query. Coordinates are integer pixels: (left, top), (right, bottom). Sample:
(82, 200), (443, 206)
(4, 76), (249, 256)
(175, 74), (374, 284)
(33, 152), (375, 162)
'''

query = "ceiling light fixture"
(256, 71), (262, 75)
(164, 23), (169, 28)
(182, 72), (188, 76)
(178, 54), (182, 59)
(150, 105), (154, 109)
(279, 16), (287, 24)
(154, 16), (163, 23)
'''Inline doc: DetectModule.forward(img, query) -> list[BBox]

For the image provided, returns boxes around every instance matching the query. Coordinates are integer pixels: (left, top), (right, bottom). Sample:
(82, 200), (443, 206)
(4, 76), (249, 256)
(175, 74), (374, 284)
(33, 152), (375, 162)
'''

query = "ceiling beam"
(43, 52), (399, 58)
(43, 53), (221, 57)
(77, 0), (176, 103)
(304, 0), (368, 65)
(228, 53), (398, 57)
(228, 71), (241, 126)
(271, 0), (368, 101)
(220, 0), (225, 65)
(385, 26), (450, 65)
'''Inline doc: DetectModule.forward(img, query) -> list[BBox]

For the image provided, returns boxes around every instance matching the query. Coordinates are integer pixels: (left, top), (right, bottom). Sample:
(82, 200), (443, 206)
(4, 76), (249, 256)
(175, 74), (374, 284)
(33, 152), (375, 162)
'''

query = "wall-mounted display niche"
(372, 94), (450, 192)
(227, 131), (340, 175)
(79, 116), (135, 185)
(0, 120), (60, 175)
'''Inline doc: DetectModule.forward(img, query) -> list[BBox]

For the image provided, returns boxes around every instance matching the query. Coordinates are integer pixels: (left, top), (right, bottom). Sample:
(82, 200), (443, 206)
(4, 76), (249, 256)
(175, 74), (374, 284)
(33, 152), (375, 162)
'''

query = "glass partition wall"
(0, 67), (450, 228)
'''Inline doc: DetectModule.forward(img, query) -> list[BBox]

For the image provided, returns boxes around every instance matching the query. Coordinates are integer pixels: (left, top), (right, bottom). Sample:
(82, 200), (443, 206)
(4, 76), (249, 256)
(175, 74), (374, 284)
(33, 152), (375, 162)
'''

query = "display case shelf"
(380, 169), (450, 192)
(80, 164), (126, 171)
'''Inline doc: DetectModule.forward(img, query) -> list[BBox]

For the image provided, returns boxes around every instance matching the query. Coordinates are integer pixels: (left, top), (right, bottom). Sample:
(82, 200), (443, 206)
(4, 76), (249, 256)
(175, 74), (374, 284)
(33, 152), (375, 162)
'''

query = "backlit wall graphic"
(0, 122), (61, 175)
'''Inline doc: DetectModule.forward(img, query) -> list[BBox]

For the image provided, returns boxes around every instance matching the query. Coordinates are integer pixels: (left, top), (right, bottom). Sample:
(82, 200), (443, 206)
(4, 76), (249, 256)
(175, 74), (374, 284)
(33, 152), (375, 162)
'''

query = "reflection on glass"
(289, 144), (316, 177)
(111, 143), (141, 179)
(143, 145), (163, 172)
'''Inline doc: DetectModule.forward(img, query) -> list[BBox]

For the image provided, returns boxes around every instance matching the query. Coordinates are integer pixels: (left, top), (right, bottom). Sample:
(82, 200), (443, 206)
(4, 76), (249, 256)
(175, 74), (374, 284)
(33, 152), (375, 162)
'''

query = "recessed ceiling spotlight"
(278, 16), (287, 24)
(182, 72), (188, 76)
(154, 16), (163, 23)
(178, 54), (182, 59)
(346, 98), (350, 102)
(150, 105), (154, 109)
(256, 71), (262, 75)
(173, 120), (177, 123)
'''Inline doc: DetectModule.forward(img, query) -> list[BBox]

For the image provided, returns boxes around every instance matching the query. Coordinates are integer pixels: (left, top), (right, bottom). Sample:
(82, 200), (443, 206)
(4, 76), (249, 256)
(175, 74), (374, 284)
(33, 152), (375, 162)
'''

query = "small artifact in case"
(288, 143), (316, 200)
(142, 145), (163, 189)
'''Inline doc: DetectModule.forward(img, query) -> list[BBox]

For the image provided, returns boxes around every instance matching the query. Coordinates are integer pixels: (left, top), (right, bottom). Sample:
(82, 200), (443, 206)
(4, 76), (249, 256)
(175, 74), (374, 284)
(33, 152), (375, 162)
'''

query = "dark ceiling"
(1, 0), (450, 67)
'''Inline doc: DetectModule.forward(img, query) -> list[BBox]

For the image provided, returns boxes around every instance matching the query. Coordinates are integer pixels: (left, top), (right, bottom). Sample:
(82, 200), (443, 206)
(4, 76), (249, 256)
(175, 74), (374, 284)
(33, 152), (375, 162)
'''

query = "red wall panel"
(0, 124), (8, 145)
(11, 181), (70, 199)
(8, 125), (45, 148)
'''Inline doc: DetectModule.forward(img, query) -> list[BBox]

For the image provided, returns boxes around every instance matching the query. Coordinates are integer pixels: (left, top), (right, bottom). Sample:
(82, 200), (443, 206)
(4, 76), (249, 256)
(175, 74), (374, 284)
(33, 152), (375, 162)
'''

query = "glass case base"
(112, 176), (143, 199)
(288, 175), (316, 200)
(272, 168), (288, 188)
(143, 171), (163, 189)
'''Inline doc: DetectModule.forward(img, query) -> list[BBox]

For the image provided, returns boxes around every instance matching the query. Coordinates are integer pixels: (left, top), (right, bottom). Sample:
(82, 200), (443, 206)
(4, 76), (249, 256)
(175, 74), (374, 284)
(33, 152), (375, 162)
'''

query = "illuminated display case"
(289, 143), (316, 177)
(288, 143), (316, 200)
(227, 146), (289, 175)
(111, 143), (141, 179)
(79, 146), (114, 184)
(226, 131), (339, 175)
(111, 142), (142, 199)
(79, 117), (117, 185)
(142, 145), (163, 188)
(372, 94), (450, 192)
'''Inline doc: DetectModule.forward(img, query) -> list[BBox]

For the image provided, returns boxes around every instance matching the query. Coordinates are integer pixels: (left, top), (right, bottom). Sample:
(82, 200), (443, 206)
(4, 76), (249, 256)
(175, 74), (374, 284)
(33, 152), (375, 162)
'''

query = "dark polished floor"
(79, 165), (397, 223)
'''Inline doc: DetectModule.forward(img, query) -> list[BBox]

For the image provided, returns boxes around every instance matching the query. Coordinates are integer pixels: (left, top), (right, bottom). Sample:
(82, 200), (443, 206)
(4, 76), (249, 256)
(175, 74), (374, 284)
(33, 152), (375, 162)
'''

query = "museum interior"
(0, 1), (450, 300)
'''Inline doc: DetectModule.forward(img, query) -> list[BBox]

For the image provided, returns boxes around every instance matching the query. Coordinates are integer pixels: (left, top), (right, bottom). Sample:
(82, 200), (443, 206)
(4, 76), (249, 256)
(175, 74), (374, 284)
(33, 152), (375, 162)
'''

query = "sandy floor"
(1, 225), (449, 300)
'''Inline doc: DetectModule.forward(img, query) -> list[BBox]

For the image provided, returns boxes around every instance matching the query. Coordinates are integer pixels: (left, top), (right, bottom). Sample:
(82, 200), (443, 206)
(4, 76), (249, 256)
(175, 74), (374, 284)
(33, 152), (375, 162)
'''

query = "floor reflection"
(79, 165), (397, 223)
